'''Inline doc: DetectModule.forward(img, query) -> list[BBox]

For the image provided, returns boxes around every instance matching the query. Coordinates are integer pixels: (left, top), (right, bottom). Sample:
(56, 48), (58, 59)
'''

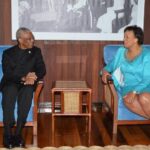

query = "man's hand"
(26, 72), (37, 80)
(102, 69), (111, 83)
(23, 72), (37, 85)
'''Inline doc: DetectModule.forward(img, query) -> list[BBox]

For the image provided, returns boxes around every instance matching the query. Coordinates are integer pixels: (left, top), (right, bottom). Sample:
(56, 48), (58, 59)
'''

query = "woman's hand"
(123, 92), (136, 103)
(102, 69), (111, 83)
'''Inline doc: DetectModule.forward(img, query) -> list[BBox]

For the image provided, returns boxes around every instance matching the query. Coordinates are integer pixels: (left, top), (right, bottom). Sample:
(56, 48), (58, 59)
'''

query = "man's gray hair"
(16, 27), (32, 40)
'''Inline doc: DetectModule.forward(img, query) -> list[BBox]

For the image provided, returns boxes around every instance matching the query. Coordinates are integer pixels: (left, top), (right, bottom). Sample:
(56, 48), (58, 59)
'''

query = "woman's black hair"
(124, 25), (144, 45)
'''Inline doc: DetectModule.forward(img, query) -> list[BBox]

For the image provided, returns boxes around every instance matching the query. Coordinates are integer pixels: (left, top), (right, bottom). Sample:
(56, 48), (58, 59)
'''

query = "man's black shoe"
(3, 135), (14, 149)
(14, 135), (25, 147)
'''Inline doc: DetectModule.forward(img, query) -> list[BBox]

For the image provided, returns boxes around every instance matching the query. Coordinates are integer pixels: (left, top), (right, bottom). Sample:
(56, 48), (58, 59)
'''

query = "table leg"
(52, 114), (55, 145)
(88, 114), (91, 146)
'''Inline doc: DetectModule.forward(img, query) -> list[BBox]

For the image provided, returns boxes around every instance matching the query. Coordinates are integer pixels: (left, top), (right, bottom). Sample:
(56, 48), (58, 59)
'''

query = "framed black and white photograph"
(11, 0), (145, 41)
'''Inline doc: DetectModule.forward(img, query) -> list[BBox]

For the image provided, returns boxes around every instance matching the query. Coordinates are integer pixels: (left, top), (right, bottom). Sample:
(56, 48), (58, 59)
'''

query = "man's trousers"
(1, 83), (34, 135)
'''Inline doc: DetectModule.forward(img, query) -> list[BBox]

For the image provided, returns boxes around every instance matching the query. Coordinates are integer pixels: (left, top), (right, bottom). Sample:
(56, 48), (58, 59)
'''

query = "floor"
(0, 111), (150, 148)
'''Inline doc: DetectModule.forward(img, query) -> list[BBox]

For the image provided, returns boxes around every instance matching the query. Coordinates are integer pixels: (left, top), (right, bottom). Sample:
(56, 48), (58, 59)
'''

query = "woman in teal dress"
(102, 25), (150, 119)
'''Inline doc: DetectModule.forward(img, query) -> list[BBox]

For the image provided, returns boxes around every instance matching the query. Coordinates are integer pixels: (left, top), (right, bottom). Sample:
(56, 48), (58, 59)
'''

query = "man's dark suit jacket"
(0, 45), (46, 90)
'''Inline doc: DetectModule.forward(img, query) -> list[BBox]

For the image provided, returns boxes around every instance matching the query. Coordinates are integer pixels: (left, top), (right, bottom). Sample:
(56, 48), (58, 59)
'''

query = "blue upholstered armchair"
(0, 45), (44, 146)
(102, 45), (150, 135)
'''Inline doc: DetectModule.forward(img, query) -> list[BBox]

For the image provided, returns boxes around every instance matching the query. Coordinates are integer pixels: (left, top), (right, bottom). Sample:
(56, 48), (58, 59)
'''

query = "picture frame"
(11, 0), (145, 41)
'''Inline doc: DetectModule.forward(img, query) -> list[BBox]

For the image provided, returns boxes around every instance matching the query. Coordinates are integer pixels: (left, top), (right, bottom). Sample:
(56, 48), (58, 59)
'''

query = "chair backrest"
(0, 45), (13, 122)
(0, 45), (35, 122)
(103, 44), (150, 65)
(0, 45), (12, 80)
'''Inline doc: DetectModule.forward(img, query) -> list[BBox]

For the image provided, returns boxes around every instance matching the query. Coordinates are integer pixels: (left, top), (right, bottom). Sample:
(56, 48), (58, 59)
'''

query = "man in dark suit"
(0, 27), (46, 148)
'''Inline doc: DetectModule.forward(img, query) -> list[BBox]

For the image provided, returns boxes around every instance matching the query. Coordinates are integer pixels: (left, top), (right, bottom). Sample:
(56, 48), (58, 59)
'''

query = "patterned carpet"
(1, 145), (150, 150)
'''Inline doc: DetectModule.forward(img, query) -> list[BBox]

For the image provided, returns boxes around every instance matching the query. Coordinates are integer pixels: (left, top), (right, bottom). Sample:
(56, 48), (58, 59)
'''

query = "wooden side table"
(51, 81), (92, 145)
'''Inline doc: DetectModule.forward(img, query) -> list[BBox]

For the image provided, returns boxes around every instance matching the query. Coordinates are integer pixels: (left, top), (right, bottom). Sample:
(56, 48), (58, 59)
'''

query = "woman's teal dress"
(104, 46), (150, 96)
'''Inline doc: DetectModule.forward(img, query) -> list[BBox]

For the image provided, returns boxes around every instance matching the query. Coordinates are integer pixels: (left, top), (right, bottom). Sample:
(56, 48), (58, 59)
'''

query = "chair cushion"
(117, 92), (145, 120)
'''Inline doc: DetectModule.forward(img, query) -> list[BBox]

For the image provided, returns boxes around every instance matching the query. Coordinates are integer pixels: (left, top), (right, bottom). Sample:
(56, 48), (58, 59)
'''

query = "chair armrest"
(103, 77), (118, 113)
(106, 76), (113, 83)
(34, 80), (44, 107)
(32, 80), (44, 131)
(102, 75), (113, 85)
